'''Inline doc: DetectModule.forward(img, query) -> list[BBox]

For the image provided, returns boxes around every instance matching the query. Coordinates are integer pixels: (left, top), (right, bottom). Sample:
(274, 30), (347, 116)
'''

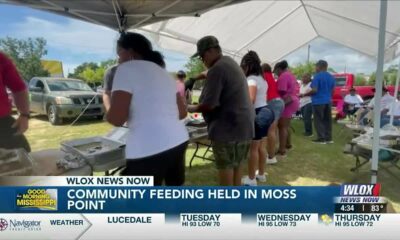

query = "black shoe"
(312, 139), (327, 144)
(303, 133), (313, 137)
(325, 140), (334, 144)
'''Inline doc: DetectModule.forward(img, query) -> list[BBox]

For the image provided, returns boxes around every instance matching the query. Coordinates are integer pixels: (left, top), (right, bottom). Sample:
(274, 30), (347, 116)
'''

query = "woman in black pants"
(106, 33), (189, 186)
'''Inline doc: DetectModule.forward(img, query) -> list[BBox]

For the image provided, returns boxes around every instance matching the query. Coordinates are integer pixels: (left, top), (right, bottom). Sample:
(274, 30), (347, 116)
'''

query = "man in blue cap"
(188, 36), (254, 186)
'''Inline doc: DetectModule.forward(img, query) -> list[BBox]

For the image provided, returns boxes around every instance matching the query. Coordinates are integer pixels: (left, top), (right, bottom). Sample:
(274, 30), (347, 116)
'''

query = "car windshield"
(47, 80), (93, 92)
(335, 76), (346, 87)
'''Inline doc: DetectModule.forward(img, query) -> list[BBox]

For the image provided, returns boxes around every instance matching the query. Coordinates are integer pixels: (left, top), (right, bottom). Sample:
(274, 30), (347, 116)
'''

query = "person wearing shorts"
(262, 63), (284, 164)
(240, 51), (274, 186)
(188, 36), (254, 186)
(274, 60), (300, 157)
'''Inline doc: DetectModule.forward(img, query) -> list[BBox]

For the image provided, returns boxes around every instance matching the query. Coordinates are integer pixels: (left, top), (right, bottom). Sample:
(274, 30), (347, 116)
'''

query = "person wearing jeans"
(299, 73), (313, 137)
(305, 60), (336, 144)
(380, 93), (400, 127)
(240, 51), (274, 186)
(262, 63), (284, 164)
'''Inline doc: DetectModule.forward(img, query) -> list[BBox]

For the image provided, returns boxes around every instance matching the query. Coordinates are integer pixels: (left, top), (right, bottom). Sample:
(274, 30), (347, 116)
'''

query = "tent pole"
(389, 57), (400, 124)
(371, 0), (388, 184)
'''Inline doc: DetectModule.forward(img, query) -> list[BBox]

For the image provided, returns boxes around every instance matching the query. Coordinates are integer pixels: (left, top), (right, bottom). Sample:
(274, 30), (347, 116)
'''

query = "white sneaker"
(255, 174), (267, 182)
(266, 157), (278, 164)
(242, 176), (257, 186)
(254, 170), (267, 182)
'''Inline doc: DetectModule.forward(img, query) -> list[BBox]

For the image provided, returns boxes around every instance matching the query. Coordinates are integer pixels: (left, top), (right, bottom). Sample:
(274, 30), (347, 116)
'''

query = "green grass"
(26, 116), (112, 151)
(26, 116), (400, 212)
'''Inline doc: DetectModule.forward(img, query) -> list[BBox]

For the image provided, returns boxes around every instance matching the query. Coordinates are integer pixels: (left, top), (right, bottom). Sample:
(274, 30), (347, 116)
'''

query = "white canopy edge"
(138, 0), (400, 64)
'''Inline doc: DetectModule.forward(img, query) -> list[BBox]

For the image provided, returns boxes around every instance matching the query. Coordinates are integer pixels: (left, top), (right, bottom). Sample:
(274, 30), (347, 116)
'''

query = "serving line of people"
(103, 33), (305, 186)
(102, 33), (347, 186)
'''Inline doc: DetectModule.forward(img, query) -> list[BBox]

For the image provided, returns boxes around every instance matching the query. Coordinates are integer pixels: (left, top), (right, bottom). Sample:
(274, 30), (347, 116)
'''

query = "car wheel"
(47, 104), (62, 125)
(96, 115), (104, 121)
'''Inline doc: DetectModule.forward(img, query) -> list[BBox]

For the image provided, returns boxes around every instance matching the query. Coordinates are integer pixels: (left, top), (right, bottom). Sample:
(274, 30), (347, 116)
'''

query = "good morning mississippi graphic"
(16, 189), (58, 211)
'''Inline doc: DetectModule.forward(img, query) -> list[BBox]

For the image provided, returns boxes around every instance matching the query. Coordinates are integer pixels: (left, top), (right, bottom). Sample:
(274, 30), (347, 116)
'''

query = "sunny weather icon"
(320, 214), (333, 225)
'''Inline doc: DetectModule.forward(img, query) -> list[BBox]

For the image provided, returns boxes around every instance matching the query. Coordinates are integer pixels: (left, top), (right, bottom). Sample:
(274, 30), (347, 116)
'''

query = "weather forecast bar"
(0, 180), (398, 239)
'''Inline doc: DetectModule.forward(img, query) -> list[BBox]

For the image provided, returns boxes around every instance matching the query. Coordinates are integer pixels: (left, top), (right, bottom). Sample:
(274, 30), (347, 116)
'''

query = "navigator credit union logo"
(0, 218), (41, 232)
(16, 189), (58, 211)
(0, 218), (8, 231)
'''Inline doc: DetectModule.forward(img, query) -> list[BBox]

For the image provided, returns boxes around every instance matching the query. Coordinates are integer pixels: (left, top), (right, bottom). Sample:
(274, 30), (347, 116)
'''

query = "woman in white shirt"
(240, 51), (274, 186)
(107, 33), (189, 186)
(299, 73), (313, 136)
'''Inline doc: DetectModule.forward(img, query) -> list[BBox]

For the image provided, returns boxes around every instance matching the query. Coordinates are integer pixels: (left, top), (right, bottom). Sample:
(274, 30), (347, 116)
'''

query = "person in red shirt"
(262, 63), (284, 163)
(0, 51), (31, 152)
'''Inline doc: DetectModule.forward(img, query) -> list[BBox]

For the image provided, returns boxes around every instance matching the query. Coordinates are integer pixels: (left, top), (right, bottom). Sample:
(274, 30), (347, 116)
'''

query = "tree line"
(0, 37), (398, 87)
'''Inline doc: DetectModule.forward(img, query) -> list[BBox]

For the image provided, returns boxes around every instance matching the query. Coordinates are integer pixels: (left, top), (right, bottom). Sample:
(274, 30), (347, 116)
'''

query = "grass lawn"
(26, 116), (400, 212)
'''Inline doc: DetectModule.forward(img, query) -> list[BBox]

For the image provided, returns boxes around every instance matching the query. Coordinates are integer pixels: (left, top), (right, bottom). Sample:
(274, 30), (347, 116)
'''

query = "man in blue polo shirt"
(308, 60), (335, 144)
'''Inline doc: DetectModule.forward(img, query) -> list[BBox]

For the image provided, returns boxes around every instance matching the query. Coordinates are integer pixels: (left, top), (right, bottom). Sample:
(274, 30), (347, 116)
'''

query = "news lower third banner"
(0, 177), (399, 240)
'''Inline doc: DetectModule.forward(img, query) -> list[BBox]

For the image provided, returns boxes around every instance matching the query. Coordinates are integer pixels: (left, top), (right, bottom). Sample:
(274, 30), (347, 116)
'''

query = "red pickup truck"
(332, 73), (395, 106)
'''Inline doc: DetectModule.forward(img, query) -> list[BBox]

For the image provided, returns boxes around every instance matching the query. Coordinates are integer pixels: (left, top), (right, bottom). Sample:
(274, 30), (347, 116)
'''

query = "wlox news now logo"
(340, 184), (381, 196)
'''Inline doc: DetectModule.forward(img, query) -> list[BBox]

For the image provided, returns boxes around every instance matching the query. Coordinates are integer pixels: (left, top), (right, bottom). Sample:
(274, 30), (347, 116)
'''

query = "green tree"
(290, 62), (315, 79)
(68, 59), (117, 83)
(78, 67), (96, 83)
(68, 62), (99, 79)
(385, 65), (398, 85)
(368, 65), (398, 86)
(184, 57), (206, 89)
(0, 37), (49, 81)
(78, 66), (105, 86)
(369, 72), (376, 85)
(355, 74), (367, 86)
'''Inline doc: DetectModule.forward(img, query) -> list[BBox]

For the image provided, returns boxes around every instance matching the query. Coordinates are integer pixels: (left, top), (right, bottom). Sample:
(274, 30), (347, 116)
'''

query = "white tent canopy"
(140, 0), (400, 63)
(1, 0), (246, 32)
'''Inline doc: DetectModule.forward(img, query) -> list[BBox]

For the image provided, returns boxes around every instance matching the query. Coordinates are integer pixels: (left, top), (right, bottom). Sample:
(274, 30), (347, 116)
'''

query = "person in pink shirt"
(273, 60), (299, 157)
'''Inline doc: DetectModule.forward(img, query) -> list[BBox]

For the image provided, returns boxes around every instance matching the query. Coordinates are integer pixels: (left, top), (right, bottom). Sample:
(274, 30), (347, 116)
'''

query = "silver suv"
(28, 77), (104, 125)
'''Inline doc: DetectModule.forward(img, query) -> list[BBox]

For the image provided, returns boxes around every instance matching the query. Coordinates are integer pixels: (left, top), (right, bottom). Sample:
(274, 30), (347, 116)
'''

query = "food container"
(0, 148), (34, 176)
(186, 126), (208, 140)
(61, 137), (125, 171)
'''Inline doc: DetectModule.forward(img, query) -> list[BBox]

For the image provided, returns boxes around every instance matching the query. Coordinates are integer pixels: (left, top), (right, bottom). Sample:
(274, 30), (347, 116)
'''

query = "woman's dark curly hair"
(117, 32), (165, 68)
(240, 50), (262, 77)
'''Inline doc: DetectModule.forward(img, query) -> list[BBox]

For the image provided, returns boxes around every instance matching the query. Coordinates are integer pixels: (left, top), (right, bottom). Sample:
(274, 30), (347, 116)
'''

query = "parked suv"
(28, 77), (104, 125)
